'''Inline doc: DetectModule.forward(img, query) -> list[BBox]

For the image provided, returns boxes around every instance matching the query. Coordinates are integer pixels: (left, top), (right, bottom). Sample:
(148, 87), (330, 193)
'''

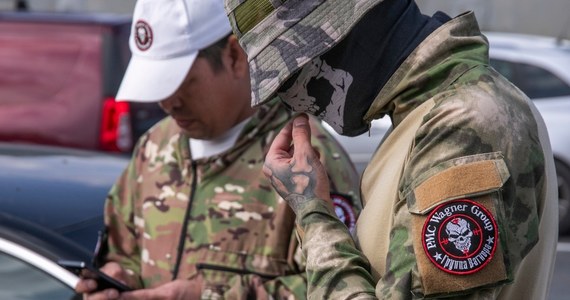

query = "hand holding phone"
(57, 259), (132, 292)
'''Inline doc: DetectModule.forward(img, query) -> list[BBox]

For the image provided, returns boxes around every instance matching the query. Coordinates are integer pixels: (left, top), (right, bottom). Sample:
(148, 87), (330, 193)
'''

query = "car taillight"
(99, 97), (133, 152)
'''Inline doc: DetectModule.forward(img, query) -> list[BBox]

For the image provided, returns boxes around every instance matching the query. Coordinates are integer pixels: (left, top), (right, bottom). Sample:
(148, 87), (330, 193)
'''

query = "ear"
(226, 35), (249, 79)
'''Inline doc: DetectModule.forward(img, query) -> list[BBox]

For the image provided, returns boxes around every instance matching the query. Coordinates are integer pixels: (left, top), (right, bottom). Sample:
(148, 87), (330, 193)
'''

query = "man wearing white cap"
(75, 0), (361, 299)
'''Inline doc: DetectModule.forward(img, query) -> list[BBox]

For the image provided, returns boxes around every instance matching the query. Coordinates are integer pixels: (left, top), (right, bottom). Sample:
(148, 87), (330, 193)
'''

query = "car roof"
(484, 31), (569, 48)
(485, 32), (570, 83)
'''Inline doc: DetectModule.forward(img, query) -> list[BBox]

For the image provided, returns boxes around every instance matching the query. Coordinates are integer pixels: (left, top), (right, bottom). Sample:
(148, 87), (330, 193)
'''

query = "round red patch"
(331, 194), (356, 231)
(134, 20), (153, 51)
(422, 199), (498, 275)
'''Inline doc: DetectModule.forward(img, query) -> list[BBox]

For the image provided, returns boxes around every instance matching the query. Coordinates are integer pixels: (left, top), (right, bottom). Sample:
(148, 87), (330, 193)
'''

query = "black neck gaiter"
(277, 0), (450, 136)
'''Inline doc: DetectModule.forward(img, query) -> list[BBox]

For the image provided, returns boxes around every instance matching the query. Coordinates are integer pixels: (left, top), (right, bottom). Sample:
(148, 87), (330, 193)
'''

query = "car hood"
(0, 143), (128, 235)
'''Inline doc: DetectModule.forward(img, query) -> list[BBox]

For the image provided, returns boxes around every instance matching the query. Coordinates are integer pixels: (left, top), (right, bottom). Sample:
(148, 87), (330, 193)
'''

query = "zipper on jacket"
(171, 160), (197, 280)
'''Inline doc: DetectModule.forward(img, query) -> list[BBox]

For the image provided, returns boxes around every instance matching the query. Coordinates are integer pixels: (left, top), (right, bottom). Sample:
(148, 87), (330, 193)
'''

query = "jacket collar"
(364, 11), (489, 127)
(176, 99), (290, 169)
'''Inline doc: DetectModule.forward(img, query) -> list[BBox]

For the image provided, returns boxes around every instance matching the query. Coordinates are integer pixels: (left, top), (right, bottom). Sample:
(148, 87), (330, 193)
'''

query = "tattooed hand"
(263, 114), (331, 214)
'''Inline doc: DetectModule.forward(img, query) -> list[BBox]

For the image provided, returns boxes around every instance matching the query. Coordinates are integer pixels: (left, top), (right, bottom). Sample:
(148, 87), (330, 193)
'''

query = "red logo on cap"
(134, 20), (153, 51)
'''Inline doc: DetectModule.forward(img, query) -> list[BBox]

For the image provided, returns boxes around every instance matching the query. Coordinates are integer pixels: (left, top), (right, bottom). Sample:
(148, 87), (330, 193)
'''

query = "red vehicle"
(0, 11), (164, 153)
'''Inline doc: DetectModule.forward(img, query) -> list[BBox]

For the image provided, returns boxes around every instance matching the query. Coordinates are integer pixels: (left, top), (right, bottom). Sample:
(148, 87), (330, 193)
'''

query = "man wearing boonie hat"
(74, 0), (362, 299)
(225, 0), (558, 298)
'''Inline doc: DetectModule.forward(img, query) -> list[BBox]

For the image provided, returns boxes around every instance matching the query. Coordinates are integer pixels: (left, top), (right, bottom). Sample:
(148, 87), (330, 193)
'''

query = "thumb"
(291, 114), (313, 155)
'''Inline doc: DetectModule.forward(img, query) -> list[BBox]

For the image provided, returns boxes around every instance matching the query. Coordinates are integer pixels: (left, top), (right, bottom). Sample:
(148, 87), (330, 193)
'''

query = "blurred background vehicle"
(322, 119), (391, 176)
(0, 213), (88, 299)
(486, 32), (570, 235)
(0, 11), (164, 153)
(0, 142), (128, 250)
(325, 32), (570, 235)
(0, 142), (128, 298)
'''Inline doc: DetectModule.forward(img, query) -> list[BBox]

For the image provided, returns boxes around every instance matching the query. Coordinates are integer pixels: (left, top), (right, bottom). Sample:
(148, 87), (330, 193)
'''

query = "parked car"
(325, 32), (570, 234)
(0, 213), (88, 299)
(0, 142), (128, 251)
(0, 142), (128, 298)
(486, 32), (570, 234)
(0, 11), (165, 153)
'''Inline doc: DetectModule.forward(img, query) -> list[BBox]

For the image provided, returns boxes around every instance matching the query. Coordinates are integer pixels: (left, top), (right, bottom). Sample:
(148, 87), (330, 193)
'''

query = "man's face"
(158, 57), (248, 140)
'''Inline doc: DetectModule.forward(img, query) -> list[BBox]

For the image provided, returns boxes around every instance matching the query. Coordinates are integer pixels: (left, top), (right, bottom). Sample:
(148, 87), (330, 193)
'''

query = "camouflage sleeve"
(296, 199), (377, 299)
(282, 117), (376, 299)
(103, 143), (145, 289)
(221, 118), (363, 299)
(309, 116), (362, 229)
(295, 199), (506, 300)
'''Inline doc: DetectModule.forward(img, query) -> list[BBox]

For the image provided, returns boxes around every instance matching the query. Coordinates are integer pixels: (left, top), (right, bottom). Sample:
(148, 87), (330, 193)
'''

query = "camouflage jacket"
(295, 12), (558, 299)
(102, 100), (361, 299)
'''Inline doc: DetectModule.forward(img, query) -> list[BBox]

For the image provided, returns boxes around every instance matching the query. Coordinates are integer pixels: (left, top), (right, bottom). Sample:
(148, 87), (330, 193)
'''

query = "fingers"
(90, 289), (119, 300)
(266, 117), (293, 159)
(266, 114), (315, 162)
(117, 279), (202, 300)
(100, 262), (124, 280)
(76, 278), (120, 300)
(290, 114), (313, 157)
(78, 286), (119, 300)
(76, 278), (97, 293)
(76, 262), (124, 300)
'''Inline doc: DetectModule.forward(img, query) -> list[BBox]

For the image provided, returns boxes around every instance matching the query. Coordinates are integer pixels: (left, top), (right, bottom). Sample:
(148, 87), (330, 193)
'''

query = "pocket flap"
(406, 156), (510, 214)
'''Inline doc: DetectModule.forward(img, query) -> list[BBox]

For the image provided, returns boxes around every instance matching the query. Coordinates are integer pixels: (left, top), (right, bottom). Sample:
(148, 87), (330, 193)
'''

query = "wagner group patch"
(331, 194), (356, 231)
(422, 199), (498, 275)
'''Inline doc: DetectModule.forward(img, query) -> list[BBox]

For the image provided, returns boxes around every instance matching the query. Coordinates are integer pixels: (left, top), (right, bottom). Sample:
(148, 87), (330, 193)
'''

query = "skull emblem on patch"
(422, 199), (498, 275)
(446, 217), (473, 254)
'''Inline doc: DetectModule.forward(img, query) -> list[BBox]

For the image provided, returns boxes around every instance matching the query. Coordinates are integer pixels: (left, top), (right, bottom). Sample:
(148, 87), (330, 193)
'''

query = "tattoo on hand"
(285, 194), (309, 212)
(267, 157), (319, 212)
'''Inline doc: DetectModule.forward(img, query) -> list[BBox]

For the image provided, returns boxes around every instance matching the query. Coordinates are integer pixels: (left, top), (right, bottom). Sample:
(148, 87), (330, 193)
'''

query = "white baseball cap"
(116, 0), (232, 102)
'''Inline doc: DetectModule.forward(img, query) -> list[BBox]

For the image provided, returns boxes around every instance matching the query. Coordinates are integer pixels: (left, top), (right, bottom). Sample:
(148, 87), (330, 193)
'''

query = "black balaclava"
(277, 0), (450, 136)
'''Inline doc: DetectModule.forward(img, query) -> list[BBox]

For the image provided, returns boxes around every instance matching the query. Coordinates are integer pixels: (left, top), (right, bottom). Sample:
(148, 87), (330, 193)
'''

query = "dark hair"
(197, 34), (231, 73)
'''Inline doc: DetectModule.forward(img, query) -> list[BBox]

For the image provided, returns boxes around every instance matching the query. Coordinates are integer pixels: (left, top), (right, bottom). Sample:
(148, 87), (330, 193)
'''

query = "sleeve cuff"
(294, 198), (338, 244)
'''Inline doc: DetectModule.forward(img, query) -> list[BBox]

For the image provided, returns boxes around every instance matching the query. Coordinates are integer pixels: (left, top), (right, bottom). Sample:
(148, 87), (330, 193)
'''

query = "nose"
(159, 96), (182, 113)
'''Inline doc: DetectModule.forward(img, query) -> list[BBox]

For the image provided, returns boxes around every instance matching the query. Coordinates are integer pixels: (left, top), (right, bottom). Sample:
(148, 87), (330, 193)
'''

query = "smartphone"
(57, 259), (132, 292)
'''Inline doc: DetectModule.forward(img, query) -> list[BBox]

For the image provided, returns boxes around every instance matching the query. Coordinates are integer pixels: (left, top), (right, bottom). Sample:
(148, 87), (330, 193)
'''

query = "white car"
(487, 32), (570, 235)
(325, 32), (570, 235)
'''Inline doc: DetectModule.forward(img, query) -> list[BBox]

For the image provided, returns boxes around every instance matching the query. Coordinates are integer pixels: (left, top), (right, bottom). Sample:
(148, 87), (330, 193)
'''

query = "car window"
(0, 252), (79, 300)
(490, 58), (570, 99)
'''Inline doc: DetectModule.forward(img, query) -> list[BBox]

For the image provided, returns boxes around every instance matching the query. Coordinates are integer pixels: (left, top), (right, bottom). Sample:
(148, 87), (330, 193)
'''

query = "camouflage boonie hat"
(225, 0), (384, 107)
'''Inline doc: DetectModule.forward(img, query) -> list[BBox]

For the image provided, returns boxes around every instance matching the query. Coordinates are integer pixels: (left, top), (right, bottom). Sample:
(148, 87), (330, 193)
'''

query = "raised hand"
(263, 114), (331, 213)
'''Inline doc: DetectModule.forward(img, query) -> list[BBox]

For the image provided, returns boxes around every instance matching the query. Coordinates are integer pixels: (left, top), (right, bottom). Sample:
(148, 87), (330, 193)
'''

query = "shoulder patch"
(331, 194), (356, 231)
(422, 199), (498, 275)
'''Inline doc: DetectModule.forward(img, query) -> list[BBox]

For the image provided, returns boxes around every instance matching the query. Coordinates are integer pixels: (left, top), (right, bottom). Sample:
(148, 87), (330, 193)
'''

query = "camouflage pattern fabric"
(291, 12), (557, 299)
(103, 100), (361, 299)
(225, 0), (384, 107)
